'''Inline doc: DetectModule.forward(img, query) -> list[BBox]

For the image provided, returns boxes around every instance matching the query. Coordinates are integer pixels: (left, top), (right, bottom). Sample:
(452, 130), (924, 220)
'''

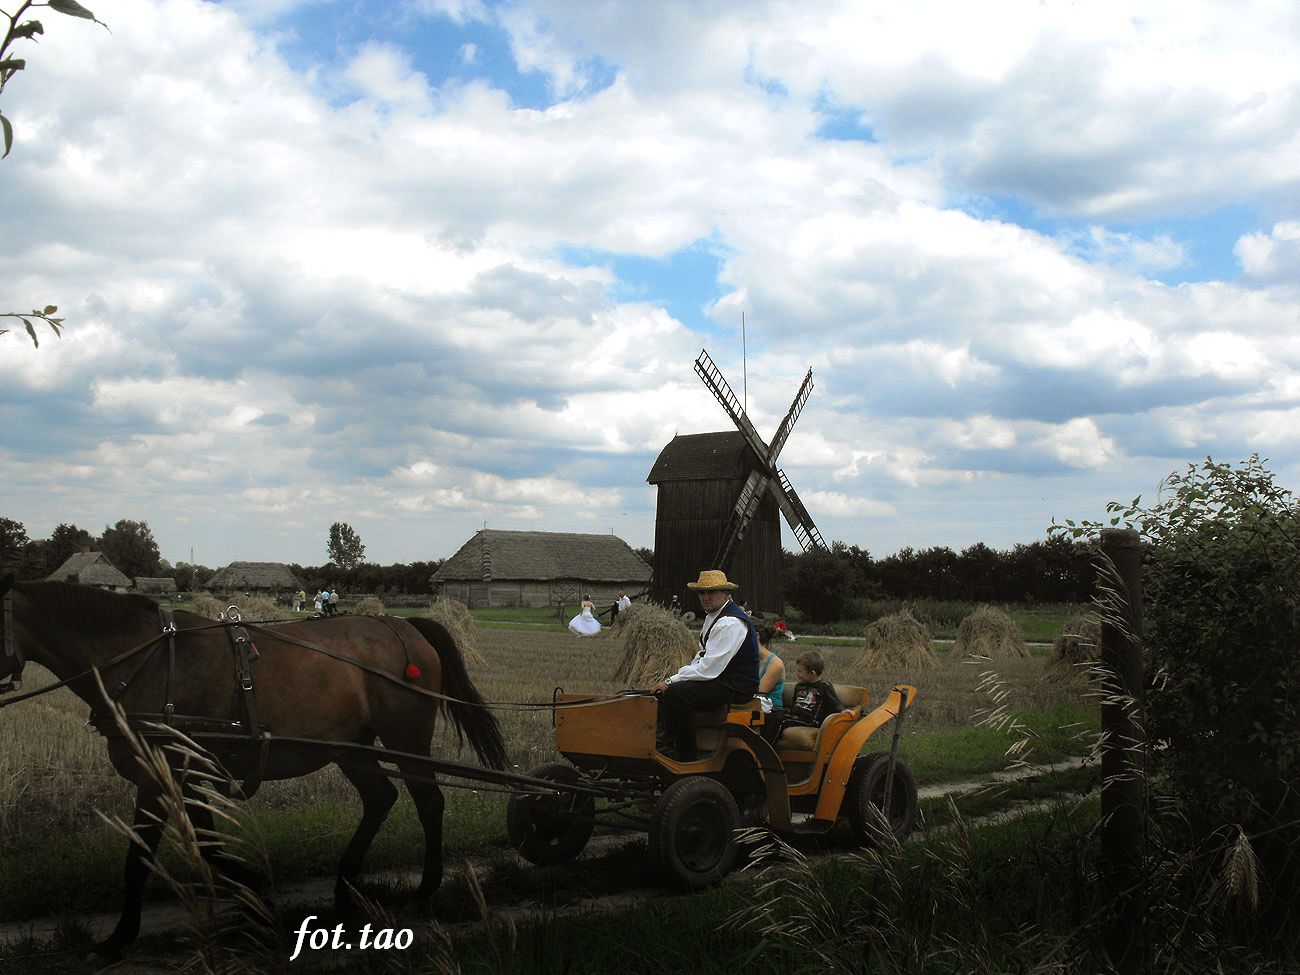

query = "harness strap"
(228, 625), (262, 740)
(162, 609), (177, 721)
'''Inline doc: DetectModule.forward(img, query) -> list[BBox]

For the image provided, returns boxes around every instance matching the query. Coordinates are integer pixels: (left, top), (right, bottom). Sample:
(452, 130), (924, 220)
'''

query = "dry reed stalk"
(425, 597), (485, 668)
(856, 609), (939, 670)
(953, 605), (1029, 659)
(609, 603), (696, 686)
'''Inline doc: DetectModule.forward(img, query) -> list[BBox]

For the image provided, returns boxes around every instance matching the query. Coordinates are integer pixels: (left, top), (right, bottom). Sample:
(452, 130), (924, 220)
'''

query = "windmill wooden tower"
(647, 349), (827, 614)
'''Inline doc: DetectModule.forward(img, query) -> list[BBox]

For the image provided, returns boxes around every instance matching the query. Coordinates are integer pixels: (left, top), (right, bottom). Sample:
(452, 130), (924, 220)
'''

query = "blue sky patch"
(558, 240), (730, 334)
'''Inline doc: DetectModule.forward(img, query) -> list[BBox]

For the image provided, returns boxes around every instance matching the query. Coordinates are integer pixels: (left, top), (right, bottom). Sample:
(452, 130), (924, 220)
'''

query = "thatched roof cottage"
(46, 551), (132, 591)
(133, 577), (178, 596)
(206, 561), (300, 594)
(431, 529), (651, 609)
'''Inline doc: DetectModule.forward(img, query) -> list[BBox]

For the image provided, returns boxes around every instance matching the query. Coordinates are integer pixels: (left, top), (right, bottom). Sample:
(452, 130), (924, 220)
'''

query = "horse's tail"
(405, 617), (507, 770)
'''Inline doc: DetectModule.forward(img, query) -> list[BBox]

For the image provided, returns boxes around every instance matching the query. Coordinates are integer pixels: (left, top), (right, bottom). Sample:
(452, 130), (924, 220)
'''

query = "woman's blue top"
(758, 651), (784, 711)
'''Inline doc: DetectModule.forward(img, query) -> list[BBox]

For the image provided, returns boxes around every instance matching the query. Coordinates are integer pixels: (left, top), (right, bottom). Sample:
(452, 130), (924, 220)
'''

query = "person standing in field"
(329, 589), (340, 615)
(651, 569), (759, 762)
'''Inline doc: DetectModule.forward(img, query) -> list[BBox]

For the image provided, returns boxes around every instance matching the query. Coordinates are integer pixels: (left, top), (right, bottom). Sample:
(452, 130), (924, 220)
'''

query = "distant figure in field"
(568, 595), (602, 636)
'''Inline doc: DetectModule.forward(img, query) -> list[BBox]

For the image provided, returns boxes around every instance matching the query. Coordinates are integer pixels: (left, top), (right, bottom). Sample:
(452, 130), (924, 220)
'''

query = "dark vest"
(700, 600), (759, 694)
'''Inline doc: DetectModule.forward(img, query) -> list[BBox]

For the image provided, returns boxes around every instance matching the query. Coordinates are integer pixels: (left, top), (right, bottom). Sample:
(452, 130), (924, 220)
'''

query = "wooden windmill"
(647, 349), (827, 613)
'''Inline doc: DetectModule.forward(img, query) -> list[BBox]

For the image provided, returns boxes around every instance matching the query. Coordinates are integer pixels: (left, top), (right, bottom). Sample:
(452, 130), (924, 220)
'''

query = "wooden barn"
(206, 561), (300, 595)
(647, 431), (783, 613)
(46, 551), (132, 591)
(431, 529), (651, 609)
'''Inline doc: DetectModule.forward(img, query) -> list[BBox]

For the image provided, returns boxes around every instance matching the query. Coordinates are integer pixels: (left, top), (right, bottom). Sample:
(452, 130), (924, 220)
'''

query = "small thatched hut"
(430, 529), (650, 609)
(133, 577), (178, 596)
(206, 561), (300, 596)
(46, 552), (131, 591)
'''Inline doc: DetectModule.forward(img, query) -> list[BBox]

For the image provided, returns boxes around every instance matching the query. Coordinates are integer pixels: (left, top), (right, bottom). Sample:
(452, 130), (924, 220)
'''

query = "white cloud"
(2, 0), (1299, 567)
(1236, 221), (1300, 284)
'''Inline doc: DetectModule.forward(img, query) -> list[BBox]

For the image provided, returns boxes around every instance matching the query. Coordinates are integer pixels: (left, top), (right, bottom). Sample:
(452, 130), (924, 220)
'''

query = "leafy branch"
(0, 305), (63, 345)
(1, 0), (107, 346)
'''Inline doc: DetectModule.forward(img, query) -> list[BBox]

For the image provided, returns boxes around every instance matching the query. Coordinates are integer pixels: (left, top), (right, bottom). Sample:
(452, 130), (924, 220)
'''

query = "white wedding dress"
(568, 605), (602, 636)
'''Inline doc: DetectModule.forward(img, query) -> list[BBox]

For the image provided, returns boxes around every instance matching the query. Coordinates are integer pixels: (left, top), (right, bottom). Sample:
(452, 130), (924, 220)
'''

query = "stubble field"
(0, 622), (1092, 920)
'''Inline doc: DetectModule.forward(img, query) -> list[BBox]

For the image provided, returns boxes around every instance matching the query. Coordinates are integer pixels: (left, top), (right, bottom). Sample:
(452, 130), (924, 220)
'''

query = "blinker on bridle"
(1, 590), (23, 694)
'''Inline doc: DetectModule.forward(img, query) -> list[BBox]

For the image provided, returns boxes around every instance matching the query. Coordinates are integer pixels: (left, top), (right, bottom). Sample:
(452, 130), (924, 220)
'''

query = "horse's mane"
(19, 580), (162, 633)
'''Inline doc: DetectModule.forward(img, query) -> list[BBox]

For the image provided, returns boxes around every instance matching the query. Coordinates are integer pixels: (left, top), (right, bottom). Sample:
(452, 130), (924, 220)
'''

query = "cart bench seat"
(774, 683), (869, 752)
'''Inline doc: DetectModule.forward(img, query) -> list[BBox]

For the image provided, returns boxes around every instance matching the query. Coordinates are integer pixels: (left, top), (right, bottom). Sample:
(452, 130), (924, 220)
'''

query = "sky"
(2, 0), (1299, 569)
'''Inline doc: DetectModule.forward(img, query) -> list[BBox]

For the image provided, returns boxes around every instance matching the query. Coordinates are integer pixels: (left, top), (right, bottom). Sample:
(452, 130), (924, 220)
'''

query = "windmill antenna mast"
(741, 311), (747, 414)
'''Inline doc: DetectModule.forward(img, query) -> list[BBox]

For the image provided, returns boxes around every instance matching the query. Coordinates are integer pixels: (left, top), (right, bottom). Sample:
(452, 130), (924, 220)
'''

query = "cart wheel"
(506, 761), (595, 866)
(846, 751), (918, 845)
(650, 777), (740, 890)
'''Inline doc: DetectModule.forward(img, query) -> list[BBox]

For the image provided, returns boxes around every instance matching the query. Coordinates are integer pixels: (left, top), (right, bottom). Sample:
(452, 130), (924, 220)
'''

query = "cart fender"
(814, 685), (917, 822)
(724, 724), (793, 831)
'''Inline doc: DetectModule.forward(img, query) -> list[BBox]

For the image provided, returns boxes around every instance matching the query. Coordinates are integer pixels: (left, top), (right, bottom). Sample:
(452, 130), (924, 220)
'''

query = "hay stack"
(1043, 614), (1102, 682)
(610, 603), (696, 687)
(953, 605), (1029, 658)
(355, 596), (385, 616)
(424, 597), (485, 668)
(190, 593), (291, 621)
(856, 609), (938, 670)
(607, 601), (653, 638)
(189, 592), (225, 620)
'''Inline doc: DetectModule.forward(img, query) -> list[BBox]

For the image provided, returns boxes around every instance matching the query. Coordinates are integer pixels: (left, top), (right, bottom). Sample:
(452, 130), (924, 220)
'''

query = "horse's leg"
(95, 781), (167, 959)
(335, 760), (399, 907)
(404, 775), (446, 899)
(186, 793), (264, 894)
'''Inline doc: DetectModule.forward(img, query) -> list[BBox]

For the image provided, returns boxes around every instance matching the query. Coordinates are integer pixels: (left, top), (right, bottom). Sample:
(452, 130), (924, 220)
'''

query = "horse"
(0, 575), (506, 958)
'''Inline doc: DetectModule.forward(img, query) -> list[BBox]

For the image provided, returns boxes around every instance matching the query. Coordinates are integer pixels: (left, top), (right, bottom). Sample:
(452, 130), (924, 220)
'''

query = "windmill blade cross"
(773, 468), (827, 552)
(713, 469), (770, 570)
(765, 367), (813, 465)
(694, 350), (771, 463)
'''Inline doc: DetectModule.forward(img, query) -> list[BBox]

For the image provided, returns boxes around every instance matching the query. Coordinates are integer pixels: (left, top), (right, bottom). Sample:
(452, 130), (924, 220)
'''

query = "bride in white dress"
(568, 595), (602, 636)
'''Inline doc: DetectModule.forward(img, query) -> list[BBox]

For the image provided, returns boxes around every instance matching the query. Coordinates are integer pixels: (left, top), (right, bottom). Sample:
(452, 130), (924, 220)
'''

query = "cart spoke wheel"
(651, 777), (740, 890)
(506, 761), (595, 866)
(846, 751), (918, 845)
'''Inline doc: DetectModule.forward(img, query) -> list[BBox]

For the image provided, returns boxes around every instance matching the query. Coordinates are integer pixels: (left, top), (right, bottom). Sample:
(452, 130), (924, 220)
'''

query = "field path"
(0, 755), (1088, 959)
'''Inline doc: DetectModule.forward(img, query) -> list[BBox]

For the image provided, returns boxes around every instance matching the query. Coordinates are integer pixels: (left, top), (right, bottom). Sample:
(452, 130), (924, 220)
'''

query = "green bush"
(1069, 455), (1300, 926)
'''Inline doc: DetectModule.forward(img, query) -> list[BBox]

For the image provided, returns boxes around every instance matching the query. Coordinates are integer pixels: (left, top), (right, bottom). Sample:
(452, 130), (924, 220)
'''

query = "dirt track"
(0, 756), (1088, 961)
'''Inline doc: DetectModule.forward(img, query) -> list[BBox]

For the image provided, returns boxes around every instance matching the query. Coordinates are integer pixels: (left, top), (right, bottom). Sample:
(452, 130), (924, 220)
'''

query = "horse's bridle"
(1, 590), (24, 694)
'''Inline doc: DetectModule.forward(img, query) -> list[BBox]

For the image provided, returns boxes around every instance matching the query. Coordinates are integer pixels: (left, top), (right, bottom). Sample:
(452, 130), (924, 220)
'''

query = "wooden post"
(1099, 528), (1145, 973)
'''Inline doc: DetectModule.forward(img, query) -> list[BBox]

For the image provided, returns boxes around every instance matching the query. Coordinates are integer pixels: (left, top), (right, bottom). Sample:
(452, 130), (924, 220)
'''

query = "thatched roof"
(134, 577), (177, 593)
(207, 561), (300, 590)
(647, 431), (752, 483)
(432, 530), (651, 583)
(46, 551), (132, 589)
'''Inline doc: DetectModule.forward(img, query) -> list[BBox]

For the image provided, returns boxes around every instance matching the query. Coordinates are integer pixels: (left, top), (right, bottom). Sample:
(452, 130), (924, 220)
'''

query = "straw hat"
(685, 569), (739, 591)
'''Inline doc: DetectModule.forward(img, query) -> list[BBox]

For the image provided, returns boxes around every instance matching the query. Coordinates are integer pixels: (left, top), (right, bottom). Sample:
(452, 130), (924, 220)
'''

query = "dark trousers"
(658, 680), (754, 759)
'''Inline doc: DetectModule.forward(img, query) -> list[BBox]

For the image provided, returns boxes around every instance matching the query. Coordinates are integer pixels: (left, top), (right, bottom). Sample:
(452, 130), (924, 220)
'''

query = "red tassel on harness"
(404, 663), (422, 681)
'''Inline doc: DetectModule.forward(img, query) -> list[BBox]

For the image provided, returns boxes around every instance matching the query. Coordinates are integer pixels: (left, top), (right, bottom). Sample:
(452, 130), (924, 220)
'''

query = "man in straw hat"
(651, 569), (760, 762)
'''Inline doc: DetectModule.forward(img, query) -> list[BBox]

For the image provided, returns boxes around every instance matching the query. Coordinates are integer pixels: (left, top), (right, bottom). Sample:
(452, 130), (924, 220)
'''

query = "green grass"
(900, 701), (1096, 786)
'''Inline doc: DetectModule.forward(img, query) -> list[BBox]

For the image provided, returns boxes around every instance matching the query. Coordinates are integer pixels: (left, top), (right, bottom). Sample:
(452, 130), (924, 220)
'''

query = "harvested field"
(0, 627), (1087, 849)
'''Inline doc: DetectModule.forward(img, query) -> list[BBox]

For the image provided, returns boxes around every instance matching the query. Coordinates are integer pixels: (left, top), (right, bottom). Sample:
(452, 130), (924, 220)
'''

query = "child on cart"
(764, 650), (845, 743)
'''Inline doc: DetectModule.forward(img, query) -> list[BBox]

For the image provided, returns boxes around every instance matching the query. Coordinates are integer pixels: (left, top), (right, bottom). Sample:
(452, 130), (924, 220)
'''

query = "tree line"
(783, 535), (1095, 622)
(0, 516), (444, 596)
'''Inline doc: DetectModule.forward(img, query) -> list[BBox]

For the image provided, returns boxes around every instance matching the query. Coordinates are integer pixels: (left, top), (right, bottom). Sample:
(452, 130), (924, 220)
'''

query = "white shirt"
(617, 595), (631, 612)
(666, 602), (747, 683)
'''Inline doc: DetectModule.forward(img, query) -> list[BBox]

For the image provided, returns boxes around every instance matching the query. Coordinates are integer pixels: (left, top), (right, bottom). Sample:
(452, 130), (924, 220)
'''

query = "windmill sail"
(694, 350), (770, 461)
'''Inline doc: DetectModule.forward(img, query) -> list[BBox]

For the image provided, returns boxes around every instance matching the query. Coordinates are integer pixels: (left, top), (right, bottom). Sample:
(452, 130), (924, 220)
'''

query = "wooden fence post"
(1099, 527), (1146, 973)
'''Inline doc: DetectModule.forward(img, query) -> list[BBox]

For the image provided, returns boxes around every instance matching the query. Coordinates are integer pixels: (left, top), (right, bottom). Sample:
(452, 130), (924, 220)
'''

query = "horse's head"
(0, 573), (24, 692)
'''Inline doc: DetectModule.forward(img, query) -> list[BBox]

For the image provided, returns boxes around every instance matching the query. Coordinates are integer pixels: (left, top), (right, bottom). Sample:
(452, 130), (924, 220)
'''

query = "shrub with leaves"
(1061, 455), (1300, 922)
